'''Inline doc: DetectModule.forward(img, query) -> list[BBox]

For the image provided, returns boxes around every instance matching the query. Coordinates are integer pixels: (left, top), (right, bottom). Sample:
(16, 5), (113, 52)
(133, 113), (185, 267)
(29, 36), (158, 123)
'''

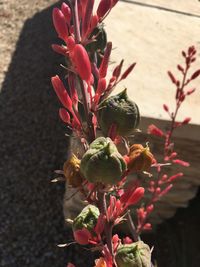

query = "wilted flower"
(63, 154), (84, 188)
(115, 241), (151, 267)
(125, 144), (154, 172)
(97, 89), (140, 136)
(80, 137), (126, 184)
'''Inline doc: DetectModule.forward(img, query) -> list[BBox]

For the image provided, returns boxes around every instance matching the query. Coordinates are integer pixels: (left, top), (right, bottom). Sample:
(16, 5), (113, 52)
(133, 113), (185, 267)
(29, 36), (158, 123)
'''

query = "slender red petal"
(51, 75), (72, 110)
(99, 42), (112, 78)
(52, 8), (68, 41)
(73, 44), (91, 81)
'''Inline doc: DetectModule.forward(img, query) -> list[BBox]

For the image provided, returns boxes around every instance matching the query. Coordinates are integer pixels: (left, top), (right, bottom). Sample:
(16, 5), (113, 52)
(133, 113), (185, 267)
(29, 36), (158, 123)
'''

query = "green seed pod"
(73, 205), (100, 232)
(115, 241), (151, 267)
(97, 89), (140, 136)
(80, 137), (126, 185)
(86, 24), (107, 53)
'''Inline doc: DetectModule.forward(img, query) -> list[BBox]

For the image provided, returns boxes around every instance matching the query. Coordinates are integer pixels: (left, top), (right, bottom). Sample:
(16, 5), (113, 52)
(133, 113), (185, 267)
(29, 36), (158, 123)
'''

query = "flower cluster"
(50, 1), (199, 266)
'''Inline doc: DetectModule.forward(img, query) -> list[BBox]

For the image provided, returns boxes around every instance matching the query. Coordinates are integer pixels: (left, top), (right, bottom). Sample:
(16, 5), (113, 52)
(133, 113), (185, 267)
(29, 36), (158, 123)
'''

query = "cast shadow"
(0, 3), (94, 267)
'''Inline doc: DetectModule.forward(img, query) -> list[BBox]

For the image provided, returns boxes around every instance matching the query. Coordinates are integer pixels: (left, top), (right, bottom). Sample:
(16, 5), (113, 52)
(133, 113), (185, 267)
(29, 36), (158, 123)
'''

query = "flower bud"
(63, 154), (84, 188)
(97, 89), (140, 136)
(73, 205), (100, 244)
(80, 137), (126, 184)
(115, 241), (151, 267)
(126, 144), (154, 172)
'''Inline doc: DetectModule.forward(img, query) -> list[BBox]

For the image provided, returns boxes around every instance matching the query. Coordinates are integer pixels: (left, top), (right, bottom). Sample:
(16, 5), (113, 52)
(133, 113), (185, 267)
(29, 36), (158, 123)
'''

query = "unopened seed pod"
(73, 205), (100, 232)
(115, 241), (151, 267)
(80, 137), (126, 185)
(97, 89), (140, 136)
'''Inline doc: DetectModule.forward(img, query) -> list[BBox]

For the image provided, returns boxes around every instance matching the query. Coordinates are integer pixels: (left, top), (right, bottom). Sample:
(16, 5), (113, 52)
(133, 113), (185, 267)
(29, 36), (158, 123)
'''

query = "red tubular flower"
(173, 159), (190, 167)
(52, 8), (68, 41)
(120, 187), (145, 208)
(120, 62), (136, 80)
(73, 44), (91, 81)
(113, 60), (124, 79)
(97, 0), (112, 19)
(147, 124), (164, 137)
(51, 75), (72, 111)
(82, 0), (94, 37)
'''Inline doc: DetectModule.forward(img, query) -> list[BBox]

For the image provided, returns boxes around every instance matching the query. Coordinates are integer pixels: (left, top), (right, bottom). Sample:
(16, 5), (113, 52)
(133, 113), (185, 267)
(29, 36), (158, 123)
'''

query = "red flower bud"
(186, 88), (195, 95)
(168, 172), (183, 182)
(73, 44), (91, 81)
(66, 36), (75, 51)
(51, 75), (72, 111)
(120, 63), (136, 80)
(173, 159), (190, 167)
(191, 69), (200, 80)
(99, 42), (112, 78)
(167, 71), (177, 84)
(113, 60), (124, 78)
(126, 187), (145, 207)
(163, 104), (169, 112)
(51, 44), (68, 56)
(52, 8), (68, 41)
(82, 0), (94, 37)
(59, 108), (71, 124)
(182, 117), (191, 125)
(61, 3), (71, 25)
(147, 124), (164, 137)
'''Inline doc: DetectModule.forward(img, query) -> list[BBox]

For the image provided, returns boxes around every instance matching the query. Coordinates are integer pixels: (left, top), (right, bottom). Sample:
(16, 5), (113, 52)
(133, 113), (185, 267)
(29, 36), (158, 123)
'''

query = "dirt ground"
(1, 1), (200, 267)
